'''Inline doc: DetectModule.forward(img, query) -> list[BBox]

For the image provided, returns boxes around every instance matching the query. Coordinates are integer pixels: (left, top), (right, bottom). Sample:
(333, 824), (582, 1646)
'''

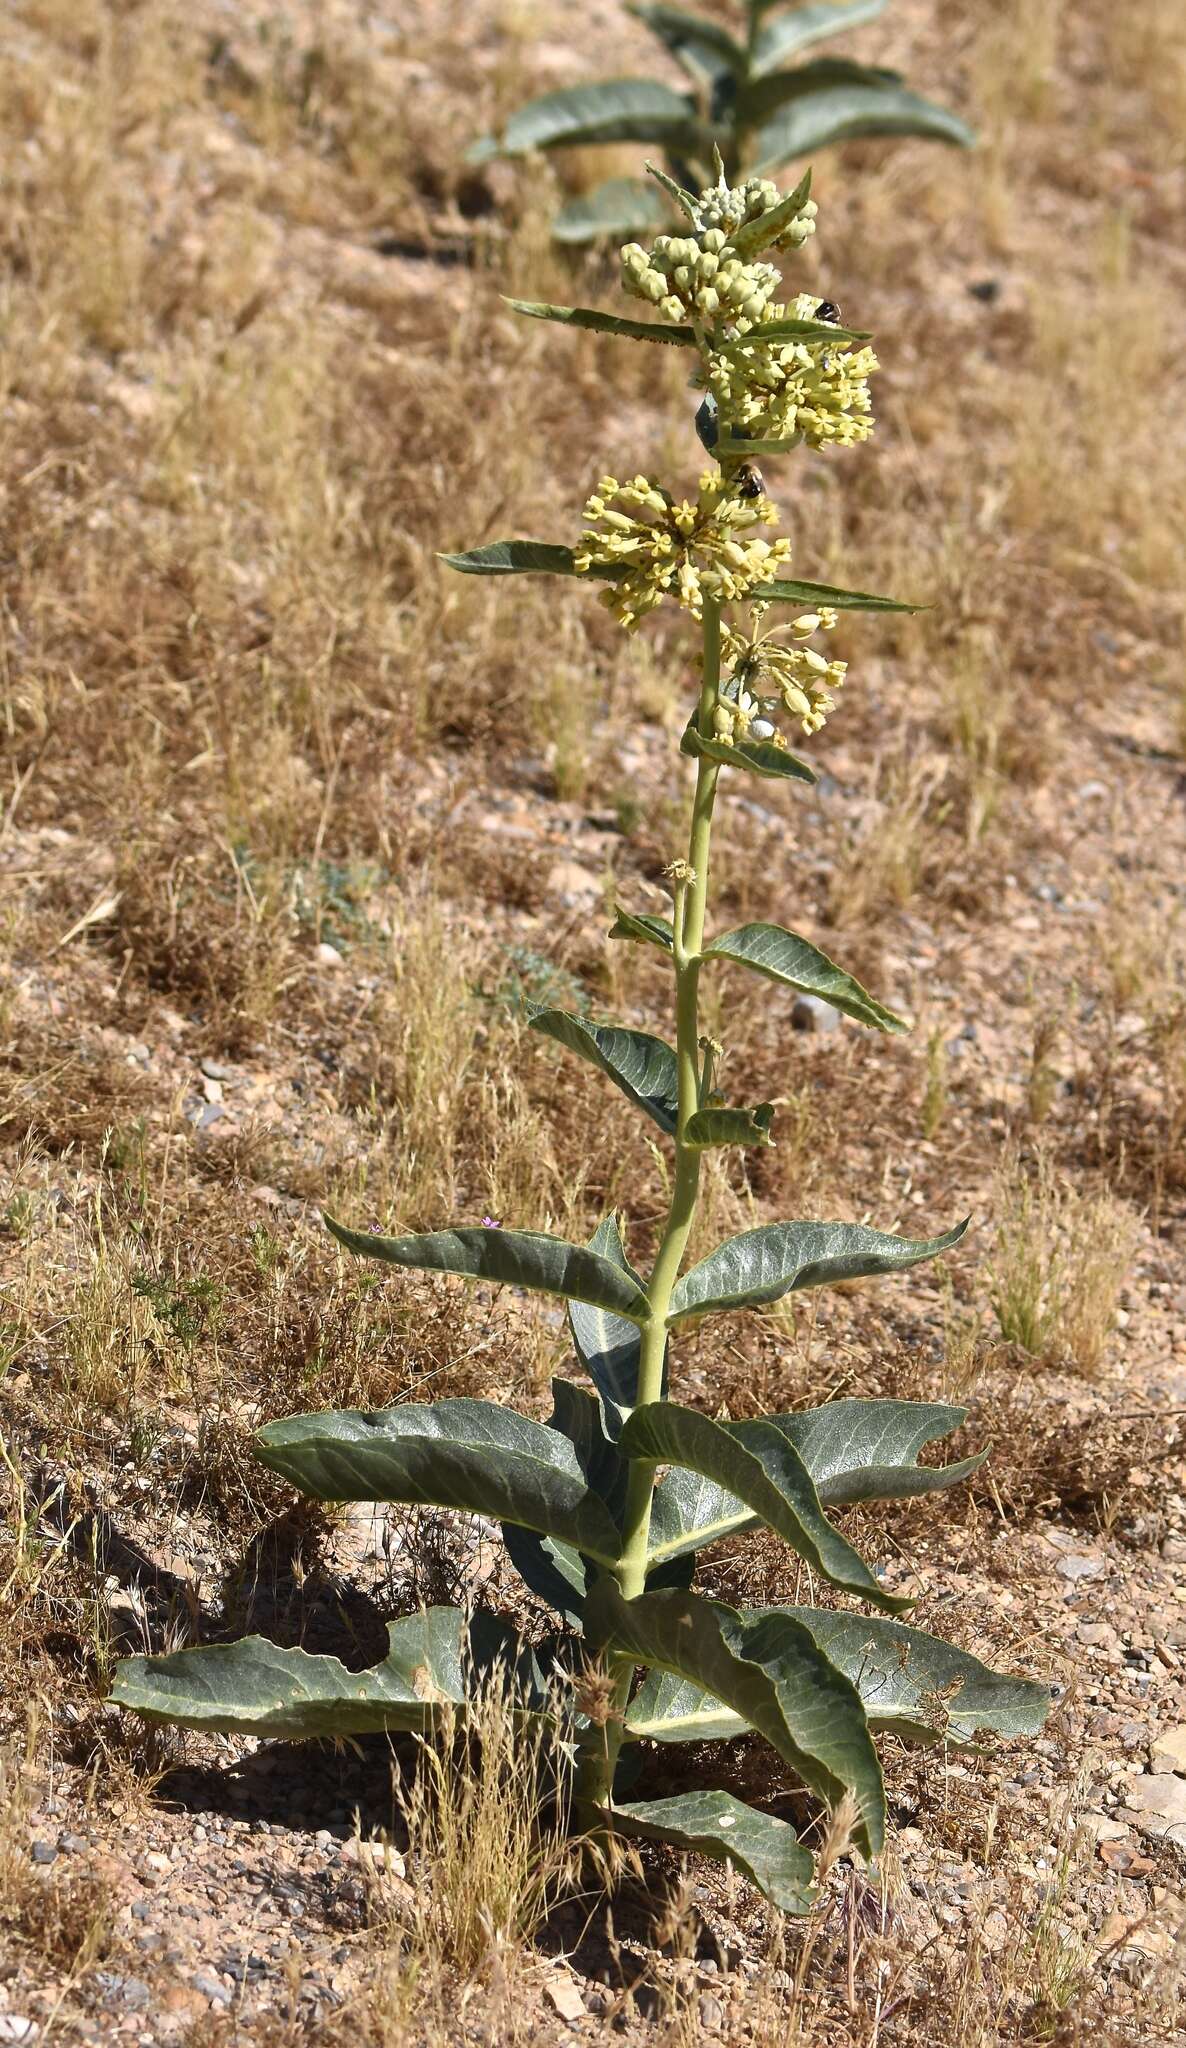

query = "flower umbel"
(574, 471), (791, 630)
(719, 604), (847, 739)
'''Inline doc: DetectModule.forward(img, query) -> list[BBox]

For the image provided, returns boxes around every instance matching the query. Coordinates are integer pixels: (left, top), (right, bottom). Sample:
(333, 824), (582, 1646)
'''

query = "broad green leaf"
(722, 167), (812, 259)
(612, 1791), (815, 1913)
(440, 540), (579, 578)
(752, 0), (888, 75)
(752, 81), (975, 175)
(326, 1217), (651, 1323)
(778, 1608), (1051, 1746)
(620, 1402), (905, 1611)
(496, 79), (704, 155)
(553, 178), (672, 244)
(567, 1214), (648, 1434)
(255, 1399), (624, 1564)
(681, 722), (816, 784)
(713, 314), (871, 351)
(112, 1608), (548, 1739)
(501, 1522), (590, 1629)
(527, 1008), (679, 1135)
(548, 1378), (629, 1517)
(609, 906), (675, 951)
(684, 1102), (775, 1148)
(504, 299), (696, 347)
(669, 1216), (969, 1322)
(630, 5), (747, 87)
(647, 1397), (983, 1565)
(627, 1608), (1049, 1749)
(588, 1583), (885, 1856)
(701, 923), (906, 1031)
(741, 54), (901, 125)
(753, 575), (923, 612)
(767, 1399), (986, 1506)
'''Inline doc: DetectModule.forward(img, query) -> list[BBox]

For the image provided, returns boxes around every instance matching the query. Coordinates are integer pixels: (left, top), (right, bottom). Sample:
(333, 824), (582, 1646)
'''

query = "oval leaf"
(609, 906), (675, 951)
(684, 1102), (775, 1149)
(681, 722), (816, 785)
(112, 1608), (546, 1738)
(765, 1398), (986, 1506)
(753, 575), (924, 612)
(440, 540), (578, 578)
(626, 1668), (746, 1742)
(630, 5), (747, 84)
(527, 1008), (679, 1135)
(325, 1217), (652, 1323)
(499, 78), (703, 155)
(722, 167), (813, 259)
(588, 1582), (885, 1857)
(752, 82), (974, 174)
(620, 1401), (905, 1612)
(505, 298), (696, 346)
(753, 1), (889, 75)
(553, 177), (672, 244)
(255, 1399), (624, 1564)
(741, 54), (902, 125)
(701, 923), (906, 1031)
(669, 1217), (969, 1322)
(713, 314), (871, 351)
(612, 1790), (815, 1913)
(567, 1215), (648, 1434)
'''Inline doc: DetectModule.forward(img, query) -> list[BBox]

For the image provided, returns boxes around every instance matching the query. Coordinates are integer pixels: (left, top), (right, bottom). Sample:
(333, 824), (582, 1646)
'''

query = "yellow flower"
(574, 470), (791, 630)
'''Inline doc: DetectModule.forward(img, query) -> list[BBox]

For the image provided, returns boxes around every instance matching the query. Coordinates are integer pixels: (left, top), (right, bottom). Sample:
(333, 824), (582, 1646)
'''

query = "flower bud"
(695, 286), (720, 316)
(659, 296), (684, 323)
(702, 228), (726, 254)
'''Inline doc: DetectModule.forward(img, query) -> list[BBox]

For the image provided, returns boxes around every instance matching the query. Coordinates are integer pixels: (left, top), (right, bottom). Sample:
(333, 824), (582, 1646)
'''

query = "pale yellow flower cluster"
(706, 293), (878, 453)
(573, 472), (791, 631)
(621, 230), (781, 327)
(719, 605), (847, 738)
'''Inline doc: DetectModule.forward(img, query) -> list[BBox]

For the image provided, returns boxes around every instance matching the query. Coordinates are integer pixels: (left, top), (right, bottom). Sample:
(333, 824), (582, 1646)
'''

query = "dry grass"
(988, 1149), (1141, 1374)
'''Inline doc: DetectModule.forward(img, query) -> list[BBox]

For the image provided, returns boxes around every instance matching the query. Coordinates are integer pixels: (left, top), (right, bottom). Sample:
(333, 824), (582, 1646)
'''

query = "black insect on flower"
(734, 461), (766, 500)
(815, 300), (842, 324)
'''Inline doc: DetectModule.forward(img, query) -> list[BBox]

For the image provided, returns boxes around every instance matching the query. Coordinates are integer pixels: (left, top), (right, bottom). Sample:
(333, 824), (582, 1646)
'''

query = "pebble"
(791, 993), (840, 1033)
(192, 1969), (232, 2007)
(28, 1841), (57, 1866)
(545, 859), (601, 904)
(1150, 1724), (1186, 1775)
(543, 1976), (587, 2022)
(315, 942), (345, 968)
(698, 1992), (725, 2032)
(0, 2021), (37, 2043)
(1120, 1771), (1186, 1844)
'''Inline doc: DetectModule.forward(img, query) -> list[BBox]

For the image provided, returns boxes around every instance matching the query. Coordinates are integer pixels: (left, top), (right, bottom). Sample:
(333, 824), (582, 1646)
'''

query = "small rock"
(0, 2021), (37, 2044)
(28, 1841), (57, 1866)
(315, 941), (345, 968)
(543, 1976), (587, 2022)
(791, 993), (840, 1033)
(545, 859), (601, 905)
(1151, 1725), (1186, 1775)
(1121, 1772), (1186, 1844)
(1056, 1552), (1104, 1584)
(698, 1992), (725, 2033)
(1079, 1811), (1129, 1844)
(200, 1059), (234, 1081)
(192, 1969), (232, 2007)
(58, 1834), (89, 1855)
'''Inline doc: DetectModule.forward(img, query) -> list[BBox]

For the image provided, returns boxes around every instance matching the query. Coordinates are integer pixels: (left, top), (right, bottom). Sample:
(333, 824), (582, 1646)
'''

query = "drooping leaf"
(779, 1608), (1051, 1746)
(112, 1608), (548, 1739)
(494, 78), (705, 156)
(681, 722), (816, 784)
(713, 314), (871, 351)
(630, 5), (747, 88)
(752, 0), (889, 76)
(553, 178), (672, 244)
(609, 906), (675, 951)
(254, 1400), (624, 1564)
(567, 1215), (648, 1435)
(767, 1399), (986, 1506)
(668, 1217), (969, 1323)
(547, 1379), (629, 1519)
(612, 1791), (816, 1913)
(627, 1608), (1049, 1749)
(741, 53), (901, 126)
(752, 79), (974, 175)
(684, 1102), (776, 1148)
(646, 1397), (983, 1566)
(325, 1217), (651, 1323)
(700, 923), (906, 1031)
(527, 1008), (679, 1135)
(504, 298), (696, 347)
(722, 167), (813, 259)
(620, 1402), (905, 1611)
(440, 540), (580, 578)
(500, 1522), (590, 1630)
(588, 1583), (885, 1856)
(753, 575), (924, 612)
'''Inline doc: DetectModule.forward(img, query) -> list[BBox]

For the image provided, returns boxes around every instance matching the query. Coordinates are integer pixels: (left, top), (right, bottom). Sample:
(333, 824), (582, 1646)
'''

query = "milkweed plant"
(114, 159), (1049, 1917)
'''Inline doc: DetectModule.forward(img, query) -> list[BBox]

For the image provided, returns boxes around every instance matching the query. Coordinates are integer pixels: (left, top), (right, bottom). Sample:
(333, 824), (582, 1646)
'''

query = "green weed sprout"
(112, 160), (1047, 1915)
(470, 0), (974, 244)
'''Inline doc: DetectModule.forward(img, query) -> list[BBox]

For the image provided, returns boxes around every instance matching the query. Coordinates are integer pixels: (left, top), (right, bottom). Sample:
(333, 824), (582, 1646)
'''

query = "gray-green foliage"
(112, 157), (1047, 1920)
(469, 0), (974, 242)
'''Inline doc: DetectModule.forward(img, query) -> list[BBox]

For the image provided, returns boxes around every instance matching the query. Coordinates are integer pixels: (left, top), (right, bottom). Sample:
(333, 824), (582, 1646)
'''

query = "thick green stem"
(576, 600), (722, 1819)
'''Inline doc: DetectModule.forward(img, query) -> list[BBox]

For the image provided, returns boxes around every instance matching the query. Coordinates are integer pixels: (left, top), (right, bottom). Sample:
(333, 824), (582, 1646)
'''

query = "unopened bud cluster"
(621, 231), (782, 328)
(573, 471), (791, 630)
(718, 606), (847, 740)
